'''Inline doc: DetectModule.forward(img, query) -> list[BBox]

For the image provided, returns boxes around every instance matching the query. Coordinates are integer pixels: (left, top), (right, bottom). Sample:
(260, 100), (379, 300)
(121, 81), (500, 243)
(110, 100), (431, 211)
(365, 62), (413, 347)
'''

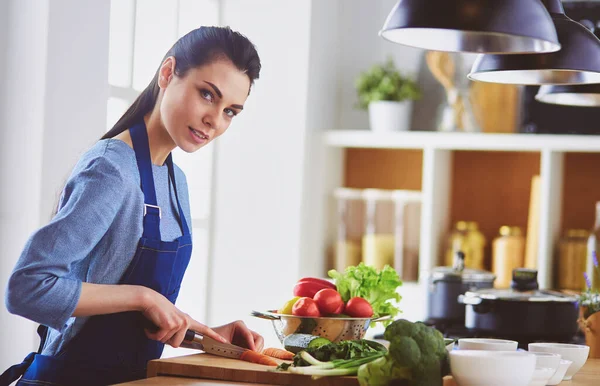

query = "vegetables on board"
(357, 319), (449, 386)
(277, 339), (388, 379)
(239, 350), (279, 367)
(261, 347), (295, 360)
(283, 333), (332, 354)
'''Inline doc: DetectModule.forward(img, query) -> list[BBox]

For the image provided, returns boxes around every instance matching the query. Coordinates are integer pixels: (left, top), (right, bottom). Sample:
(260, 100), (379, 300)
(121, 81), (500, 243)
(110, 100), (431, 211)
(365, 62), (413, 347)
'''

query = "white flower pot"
(368, 100), (413, 132)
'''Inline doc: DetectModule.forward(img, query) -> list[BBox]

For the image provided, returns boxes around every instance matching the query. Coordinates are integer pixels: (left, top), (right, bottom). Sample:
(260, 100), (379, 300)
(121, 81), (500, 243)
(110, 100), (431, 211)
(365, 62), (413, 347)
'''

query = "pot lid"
(463, 288), (577, 303)
(431, 266), (496, 282)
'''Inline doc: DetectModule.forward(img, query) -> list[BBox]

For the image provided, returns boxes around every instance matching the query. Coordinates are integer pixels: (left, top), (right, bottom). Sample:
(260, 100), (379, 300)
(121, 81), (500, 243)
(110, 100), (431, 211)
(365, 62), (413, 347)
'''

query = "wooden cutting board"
(146, 353), (358, 386)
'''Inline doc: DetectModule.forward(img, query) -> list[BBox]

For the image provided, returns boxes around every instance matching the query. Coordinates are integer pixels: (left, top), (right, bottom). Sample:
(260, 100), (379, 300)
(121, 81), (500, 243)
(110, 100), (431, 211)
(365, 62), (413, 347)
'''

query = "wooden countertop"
(115, 377), (275, 385)
(115, 357), (600, 385)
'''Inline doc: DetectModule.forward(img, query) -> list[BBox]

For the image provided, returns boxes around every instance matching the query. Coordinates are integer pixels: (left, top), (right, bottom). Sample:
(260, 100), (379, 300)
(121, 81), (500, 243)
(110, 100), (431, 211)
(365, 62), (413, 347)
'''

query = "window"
(106, 0), (220, 358)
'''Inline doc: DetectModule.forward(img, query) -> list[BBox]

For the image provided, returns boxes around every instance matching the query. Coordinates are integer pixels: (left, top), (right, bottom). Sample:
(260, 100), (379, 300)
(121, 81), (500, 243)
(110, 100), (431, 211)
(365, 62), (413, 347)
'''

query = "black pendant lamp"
(535, 20), (600, 106)
(379, 0), (560, 54)
(535, 84), (600, 107)
(468, 0), (600, 85)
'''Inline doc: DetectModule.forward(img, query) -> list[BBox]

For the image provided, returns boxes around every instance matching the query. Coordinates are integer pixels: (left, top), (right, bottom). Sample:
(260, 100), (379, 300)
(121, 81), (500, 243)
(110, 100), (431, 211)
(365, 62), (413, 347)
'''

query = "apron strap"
(130, 122), (161, 240)
(166, 154), (190, 236)
(0, 352), (36, 386)
(0, 325), (48, 385)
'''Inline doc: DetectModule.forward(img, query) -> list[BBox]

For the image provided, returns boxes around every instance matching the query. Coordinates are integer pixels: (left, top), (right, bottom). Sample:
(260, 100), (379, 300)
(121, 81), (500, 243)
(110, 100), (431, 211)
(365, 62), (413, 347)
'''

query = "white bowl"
(547, 359), (573, 385)
(458, 338), (518, 351)
(528, 367), (556, 386)
(529, 351), (561, 373)
(450, 350), (536, 386)
(528, 343), (589, 380)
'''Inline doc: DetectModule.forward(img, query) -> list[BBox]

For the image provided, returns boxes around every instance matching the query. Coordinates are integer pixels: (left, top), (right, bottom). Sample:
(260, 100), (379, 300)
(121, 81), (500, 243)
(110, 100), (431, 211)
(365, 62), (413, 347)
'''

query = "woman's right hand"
(140, 288), (227, 348)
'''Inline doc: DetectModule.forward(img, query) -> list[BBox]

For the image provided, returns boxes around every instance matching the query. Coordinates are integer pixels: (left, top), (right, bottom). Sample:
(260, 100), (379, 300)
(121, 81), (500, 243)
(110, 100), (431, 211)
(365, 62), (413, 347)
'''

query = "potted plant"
(578, 252), (600, 358)
(355, 57), (421, 132)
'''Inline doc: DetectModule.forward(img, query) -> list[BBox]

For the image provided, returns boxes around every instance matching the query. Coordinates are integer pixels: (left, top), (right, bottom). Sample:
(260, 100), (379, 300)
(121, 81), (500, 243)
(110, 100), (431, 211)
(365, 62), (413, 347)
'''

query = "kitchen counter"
(116, 377), (275, 385)
(115, 358), (600, 385)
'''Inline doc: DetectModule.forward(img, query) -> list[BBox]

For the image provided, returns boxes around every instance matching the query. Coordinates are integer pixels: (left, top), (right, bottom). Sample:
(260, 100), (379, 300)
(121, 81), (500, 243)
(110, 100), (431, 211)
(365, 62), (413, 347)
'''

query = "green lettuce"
(328, 263), (402, 324)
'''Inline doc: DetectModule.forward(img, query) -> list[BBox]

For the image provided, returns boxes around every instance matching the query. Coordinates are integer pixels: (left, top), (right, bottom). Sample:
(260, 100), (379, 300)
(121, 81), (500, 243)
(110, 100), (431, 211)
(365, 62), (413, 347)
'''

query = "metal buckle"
(143, 204), (162, 219)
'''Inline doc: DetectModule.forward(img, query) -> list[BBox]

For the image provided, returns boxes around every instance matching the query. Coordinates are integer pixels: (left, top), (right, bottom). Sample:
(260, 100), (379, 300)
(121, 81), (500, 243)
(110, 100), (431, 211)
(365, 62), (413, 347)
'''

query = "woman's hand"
(140, 288), (227, 348)
(212, 320), (264, 352)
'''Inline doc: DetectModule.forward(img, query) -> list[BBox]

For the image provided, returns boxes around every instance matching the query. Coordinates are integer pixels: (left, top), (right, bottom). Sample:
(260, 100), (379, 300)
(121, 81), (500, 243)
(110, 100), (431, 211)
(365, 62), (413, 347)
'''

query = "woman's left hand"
(212, 320), (264, 352)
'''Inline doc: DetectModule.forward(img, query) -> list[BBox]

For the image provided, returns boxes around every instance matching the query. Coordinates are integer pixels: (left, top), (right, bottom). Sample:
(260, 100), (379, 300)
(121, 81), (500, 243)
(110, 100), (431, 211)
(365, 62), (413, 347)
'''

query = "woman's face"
(157, 57), (251, 153)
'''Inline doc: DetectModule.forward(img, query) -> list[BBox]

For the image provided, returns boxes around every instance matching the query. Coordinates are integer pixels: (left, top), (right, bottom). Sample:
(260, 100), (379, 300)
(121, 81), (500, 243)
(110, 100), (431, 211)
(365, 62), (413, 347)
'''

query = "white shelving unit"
(323, 130), (600, 289)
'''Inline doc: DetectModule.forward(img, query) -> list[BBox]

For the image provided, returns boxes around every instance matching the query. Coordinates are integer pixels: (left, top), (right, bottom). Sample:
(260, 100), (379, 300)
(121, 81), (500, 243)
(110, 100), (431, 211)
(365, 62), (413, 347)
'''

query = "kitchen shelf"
(322, 130), (600, 298)
(324, 130), (600, 152)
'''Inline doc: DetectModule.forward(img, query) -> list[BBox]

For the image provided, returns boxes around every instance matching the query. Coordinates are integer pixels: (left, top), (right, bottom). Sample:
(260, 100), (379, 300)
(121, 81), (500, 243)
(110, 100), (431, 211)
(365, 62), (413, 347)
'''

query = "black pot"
(426, 266), (495, 325)
(459, 270), (579, 341)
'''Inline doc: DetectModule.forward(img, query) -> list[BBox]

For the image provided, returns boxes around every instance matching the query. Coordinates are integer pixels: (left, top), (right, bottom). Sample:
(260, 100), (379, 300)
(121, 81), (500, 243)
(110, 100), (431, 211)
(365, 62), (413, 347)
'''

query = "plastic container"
(362, 189), (395, 270)
(333, 188), (364, 273)
(361, 189), (421, 281)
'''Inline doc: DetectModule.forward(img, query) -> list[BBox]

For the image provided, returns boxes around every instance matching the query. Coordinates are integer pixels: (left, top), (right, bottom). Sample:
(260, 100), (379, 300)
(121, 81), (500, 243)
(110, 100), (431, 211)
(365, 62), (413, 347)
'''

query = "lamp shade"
(535, 84), (600, 106)
(468, 1), (600, 85)
(379, 0), (560, 54)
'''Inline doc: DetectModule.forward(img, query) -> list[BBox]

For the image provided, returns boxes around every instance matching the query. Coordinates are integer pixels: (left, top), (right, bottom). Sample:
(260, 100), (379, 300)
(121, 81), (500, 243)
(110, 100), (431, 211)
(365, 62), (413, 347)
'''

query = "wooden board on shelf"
(449, 151), (541, 270)
(344, 148), (422, 190)
(562, 152), (600, 232)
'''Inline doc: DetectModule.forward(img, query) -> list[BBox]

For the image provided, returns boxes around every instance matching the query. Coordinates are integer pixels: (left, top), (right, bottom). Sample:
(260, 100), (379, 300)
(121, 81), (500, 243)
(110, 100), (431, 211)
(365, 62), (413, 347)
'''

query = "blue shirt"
(5, 138), (191, 355)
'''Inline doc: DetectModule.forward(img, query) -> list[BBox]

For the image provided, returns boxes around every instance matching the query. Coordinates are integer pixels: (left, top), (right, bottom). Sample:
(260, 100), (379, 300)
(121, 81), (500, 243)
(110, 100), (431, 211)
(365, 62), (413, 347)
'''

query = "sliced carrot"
(240, 350), (279, 366)
(262, 347), (295, 360)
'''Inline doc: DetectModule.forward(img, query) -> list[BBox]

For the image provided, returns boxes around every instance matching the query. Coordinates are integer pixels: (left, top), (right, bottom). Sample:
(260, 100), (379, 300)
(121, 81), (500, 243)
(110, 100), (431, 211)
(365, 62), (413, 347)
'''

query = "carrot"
(262, 347), (295, 360)
(240, 350), (279, 366)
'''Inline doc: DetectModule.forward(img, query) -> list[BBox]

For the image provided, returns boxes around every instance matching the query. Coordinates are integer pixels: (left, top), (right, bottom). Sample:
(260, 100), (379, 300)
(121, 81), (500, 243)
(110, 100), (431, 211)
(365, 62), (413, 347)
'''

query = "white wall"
(0, 0), (110, 372)
(39, 0), (110, 223)
(206, 0), (313, 347)
(338, 0), (423, 130)
(0, 0), (51, 371)
(299, 0), (345, 278)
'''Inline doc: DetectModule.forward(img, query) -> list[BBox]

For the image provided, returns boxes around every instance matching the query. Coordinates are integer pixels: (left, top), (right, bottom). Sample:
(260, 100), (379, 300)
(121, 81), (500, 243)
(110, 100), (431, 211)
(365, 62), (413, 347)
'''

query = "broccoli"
(358, 319), (449, 386)
(278, 339), (389, 379)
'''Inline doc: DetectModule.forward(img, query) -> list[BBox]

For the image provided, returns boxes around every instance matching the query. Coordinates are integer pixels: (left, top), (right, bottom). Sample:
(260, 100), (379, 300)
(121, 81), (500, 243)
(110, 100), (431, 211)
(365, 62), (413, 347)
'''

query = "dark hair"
(50, 27), (259, 219)
(102, 26), (261, 140)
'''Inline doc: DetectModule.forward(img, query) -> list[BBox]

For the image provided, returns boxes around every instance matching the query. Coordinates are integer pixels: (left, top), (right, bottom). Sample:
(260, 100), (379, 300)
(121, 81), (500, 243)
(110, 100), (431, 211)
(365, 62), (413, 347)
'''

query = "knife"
(183, 329), (248, 359)
(143, 319), (249, 359)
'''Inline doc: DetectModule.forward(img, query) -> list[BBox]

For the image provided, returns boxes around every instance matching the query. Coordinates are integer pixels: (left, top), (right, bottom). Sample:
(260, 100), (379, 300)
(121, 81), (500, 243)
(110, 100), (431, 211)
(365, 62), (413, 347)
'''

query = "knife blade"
(184, 329), (248, 359)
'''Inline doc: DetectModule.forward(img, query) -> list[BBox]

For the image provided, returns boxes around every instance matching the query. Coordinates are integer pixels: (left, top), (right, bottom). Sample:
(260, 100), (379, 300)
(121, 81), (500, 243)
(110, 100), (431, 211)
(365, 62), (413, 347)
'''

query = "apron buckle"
(143, 204), (162, 219)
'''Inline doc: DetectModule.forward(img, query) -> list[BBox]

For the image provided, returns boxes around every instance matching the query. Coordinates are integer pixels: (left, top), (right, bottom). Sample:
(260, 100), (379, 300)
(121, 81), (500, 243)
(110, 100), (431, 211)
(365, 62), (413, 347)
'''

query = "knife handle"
(142, 319), (199, 344)
(184, 329), (196, 342)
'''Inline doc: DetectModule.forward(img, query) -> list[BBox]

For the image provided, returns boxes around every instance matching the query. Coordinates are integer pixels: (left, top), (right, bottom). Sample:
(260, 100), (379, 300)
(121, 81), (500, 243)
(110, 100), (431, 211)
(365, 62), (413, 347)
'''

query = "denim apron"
(0, 121), (193, 385)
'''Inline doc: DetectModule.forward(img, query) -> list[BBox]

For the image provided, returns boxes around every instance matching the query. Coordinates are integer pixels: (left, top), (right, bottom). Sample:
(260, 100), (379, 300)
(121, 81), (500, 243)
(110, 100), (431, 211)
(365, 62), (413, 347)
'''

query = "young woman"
(1, 26), (263, 386)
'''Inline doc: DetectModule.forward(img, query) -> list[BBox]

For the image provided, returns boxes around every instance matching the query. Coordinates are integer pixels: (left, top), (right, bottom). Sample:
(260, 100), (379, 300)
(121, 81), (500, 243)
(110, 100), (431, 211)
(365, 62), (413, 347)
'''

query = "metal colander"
(251, 310), (391, 343)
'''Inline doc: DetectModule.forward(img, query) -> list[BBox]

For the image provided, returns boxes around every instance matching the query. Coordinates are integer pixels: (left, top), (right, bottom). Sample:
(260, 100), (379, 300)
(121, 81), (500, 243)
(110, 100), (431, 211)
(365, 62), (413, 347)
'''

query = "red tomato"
(293, 281), (331, 298)
(345, 297), (373, 318)
(292, 297), (321, 317)
(313, 289), (344, 315)
(297, 277), (336, 290)
(333, 302), (345, 315)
